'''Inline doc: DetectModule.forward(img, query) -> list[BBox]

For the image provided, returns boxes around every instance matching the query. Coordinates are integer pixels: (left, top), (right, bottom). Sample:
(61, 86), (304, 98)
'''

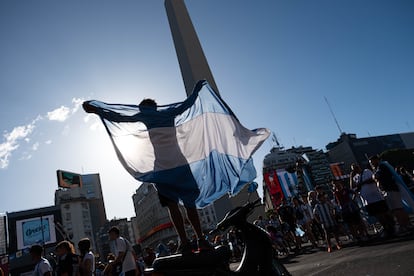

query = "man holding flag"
(83, 80), (270, 253)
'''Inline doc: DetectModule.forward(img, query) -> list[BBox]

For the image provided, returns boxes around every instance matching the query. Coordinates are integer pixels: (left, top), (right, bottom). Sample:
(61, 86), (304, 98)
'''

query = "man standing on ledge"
(83, 80), (270, 254)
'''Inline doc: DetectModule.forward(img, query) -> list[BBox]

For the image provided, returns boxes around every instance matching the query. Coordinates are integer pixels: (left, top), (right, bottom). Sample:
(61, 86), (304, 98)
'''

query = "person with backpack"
(107, 226), (138, 276)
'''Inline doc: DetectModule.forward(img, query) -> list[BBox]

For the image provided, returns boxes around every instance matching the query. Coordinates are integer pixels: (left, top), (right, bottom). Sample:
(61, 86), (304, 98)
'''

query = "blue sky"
(1, 0), (414, 219)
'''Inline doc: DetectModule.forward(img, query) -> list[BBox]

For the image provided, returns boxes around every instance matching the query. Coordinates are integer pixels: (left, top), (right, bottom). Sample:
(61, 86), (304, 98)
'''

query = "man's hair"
(108, 226), (120, 236)
(29, 244), (43, 256)
(78, 238), (91, 252)
(139, 98), (157, 108)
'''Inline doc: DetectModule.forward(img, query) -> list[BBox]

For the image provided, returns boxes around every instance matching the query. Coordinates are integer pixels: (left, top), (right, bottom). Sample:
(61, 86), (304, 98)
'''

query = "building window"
(82, 211), (90, 219)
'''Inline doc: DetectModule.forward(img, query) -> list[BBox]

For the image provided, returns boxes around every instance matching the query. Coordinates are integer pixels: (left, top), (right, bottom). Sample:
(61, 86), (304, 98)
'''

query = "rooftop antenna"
(324, 96), (343, 135)
(271, 132), (281, 148)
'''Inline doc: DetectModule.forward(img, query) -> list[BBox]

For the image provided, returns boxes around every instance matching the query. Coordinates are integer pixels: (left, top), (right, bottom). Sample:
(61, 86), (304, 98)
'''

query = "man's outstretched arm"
(83, 100), (140, 123)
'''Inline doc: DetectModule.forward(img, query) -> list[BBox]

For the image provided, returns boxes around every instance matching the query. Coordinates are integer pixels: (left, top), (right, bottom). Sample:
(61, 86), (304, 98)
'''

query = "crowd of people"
(29, 155), (414, 275)
(29, 226), (145, 276)
(30, 238), (95, 276)
(254, 155), (414, 255)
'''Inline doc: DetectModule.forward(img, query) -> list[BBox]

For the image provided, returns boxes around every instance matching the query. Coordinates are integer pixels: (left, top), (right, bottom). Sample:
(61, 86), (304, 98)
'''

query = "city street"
(282, 234), (414, 275)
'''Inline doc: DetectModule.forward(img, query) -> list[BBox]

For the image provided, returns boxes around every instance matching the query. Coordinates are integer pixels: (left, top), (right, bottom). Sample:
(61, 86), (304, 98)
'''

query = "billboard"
(57, 170), (83, 188)
(15, 215), (57, 250)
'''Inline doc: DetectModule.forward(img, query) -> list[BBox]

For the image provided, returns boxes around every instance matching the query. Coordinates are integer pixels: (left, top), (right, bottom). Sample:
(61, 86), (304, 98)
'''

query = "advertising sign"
(57, 170), (83, 188)
(16, 215), (57, 250)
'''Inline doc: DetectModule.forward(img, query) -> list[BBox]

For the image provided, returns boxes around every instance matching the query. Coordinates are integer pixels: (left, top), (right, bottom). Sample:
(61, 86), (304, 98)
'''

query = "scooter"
(145, 198), (291, 275)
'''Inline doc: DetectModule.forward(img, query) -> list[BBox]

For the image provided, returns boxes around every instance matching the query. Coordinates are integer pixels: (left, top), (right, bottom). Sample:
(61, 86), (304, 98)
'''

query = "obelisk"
(164, 0), (219, 96)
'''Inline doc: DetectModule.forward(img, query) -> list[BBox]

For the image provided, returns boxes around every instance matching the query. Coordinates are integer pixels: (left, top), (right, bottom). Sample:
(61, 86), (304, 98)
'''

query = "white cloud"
(47, 106), (71, 122)
(0, 121), (36, 169)
(71, 98), (83, 114)
(32, 142), (40, 151)
(0, 98), (84, 169)
(84, 114), (104, 131)
(20, 153), (32, 161)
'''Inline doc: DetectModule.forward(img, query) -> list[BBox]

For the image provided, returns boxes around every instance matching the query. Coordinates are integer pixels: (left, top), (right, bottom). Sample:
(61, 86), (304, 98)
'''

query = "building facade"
(54, 172), (107, 253)
(326, 132), (414, 173)
(7, 206), (64, 275)
(0, 213), (6, 255)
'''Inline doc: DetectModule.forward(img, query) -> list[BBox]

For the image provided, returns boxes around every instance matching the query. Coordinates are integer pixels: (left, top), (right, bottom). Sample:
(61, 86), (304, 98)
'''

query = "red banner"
(264, 171), (284, 207)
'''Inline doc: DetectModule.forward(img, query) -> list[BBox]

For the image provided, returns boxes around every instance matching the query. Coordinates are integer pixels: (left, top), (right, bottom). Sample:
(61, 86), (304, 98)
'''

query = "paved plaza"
(282, 234), (414, 276)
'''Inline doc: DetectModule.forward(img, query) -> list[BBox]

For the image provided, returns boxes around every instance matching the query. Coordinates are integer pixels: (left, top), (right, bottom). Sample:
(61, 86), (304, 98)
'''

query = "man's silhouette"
(83, 97), (210, 253)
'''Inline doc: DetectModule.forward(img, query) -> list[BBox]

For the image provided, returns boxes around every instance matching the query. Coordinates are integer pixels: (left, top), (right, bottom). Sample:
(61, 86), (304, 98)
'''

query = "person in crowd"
(227, 229), (243, 261)
(266, 224), (289, 256)
(78, 238), (95, 276)
(307, 190), (319, 209)
(55, 241), (79, 276)
(278, 198), (302, 251)
(314, 193), (342, 253)
(315, 185), (328, 201)
(213, 235), (222, 247)
(156, 242), (171, 257)
(369, 155), (413, 234)
(107, 226), (137, 276)
(95, 262), (106, 276)
(103, 254), (116, 275)
(351, 163), (396, 238)
(307, 191), (325, 243)
(292, 197), (318, 248)
(136, 257), (145, 276)
(30, 245), (53, 276)
(268, 214), (281, 229)
(333, 181), (368, 242)
(166, 240), (178, 254)
(143, 247), (156, 268)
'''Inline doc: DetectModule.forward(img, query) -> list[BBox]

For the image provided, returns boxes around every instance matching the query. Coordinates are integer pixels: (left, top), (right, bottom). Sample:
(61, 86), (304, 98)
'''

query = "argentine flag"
(86, 80), (270, 207)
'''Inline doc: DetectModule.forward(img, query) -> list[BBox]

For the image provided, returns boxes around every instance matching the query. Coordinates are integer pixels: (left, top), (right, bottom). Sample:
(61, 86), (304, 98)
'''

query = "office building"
(326, 132), (414, 173)
(55, 172), (107, 253)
